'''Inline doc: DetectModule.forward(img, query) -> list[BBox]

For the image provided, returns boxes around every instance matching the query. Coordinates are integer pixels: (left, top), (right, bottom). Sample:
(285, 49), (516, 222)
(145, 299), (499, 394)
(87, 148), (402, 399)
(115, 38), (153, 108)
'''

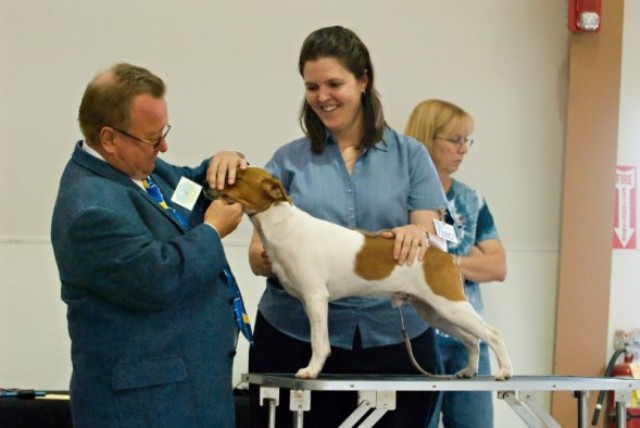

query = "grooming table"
(243, 373), (640, 428)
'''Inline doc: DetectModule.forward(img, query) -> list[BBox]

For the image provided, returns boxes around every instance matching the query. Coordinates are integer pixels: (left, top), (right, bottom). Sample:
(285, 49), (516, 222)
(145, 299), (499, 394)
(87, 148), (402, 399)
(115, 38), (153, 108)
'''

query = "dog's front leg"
(296, 293), (331, 379)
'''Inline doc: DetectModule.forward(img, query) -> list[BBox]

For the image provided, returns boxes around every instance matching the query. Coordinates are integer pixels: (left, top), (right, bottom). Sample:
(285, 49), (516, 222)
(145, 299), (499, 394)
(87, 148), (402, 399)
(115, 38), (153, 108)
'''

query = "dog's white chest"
(254, 206), (365, 299)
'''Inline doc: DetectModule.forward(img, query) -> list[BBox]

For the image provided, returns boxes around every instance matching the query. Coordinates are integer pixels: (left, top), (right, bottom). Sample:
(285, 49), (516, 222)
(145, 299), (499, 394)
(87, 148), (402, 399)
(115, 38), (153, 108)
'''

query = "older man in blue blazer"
(51, 63), (247, 427)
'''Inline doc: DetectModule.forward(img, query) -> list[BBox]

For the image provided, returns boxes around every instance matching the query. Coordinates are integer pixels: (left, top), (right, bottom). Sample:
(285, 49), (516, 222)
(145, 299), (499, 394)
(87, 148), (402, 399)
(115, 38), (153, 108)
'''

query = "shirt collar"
(80, 140), (145, 189)
(80, 140), (106, 161)
(324, 129), (390, 153)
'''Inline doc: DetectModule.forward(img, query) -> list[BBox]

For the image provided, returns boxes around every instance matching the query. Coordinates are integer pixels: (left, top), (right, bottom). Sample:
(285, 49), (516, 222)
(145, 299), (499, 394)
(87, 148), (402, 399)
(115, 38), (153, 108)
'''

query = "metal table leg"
(337, 391), (396, 428)
(574, 391), (588, 428)
(260, 386), (280, 428)
(614, 389), (630, 428)
(290, 389), (310, 428)
(499, 390), (561, 427)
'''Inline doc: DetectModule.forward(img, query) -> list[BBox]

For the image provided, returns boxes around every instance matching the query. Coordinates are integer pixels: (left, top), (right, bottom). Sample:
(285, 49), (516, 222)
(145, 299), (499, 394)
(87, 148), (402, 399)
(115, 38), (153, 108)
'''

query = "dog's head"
(204, 167), (291, 214)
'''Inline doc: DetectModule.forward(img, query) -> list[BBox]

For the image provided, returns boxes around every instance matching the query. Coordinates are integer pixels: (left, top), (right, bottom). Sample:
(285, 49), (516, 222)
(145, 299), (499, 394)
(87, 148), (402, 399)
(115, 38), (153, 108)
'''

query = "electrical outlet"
(614, 329), (629, 351)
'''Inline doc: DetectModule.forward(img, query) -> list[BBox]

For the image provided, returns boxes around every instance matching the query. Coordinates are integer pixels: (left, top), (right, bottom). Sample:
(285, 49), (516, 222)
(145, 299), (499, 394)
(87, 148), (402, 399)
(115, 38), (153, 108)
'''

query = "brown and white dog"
(209, 167), (512, 381)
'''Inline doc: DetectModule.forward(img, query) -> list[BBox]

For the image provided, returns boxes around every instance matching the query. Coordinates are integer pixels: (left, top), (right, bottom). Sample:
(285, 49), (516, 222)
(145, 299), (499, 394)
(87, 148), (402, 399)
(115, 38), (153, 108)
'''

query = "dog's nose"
(202, 184), (220, 201)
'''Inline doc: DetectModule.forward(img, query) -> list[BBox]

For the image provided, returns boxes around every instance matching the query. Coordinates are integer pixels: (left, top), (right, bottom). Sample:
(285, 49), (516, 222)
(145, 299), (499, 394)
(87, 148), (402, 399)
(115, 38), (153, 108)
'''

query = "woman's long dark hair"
(298, 26), (386, 154)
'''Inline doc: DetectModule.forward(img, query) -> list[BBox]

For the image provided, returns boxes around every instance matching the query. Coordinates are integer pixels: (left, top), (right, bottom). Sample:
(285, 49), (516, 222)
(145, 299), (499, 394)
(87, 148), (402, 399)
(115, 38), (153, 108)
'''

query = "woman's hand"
(258, 248), (274, 277)
(249, 230), (275, 277)
(379, 224), (428, 266)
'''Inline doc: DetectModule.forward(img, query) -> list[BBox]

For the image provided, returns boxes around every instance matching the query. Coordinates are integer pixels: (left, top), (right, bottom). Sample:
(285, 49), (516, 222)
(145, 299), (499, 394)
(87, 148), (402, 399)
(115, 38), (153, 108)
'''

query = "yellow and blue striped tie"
(223, 266), (254, 346)
(142, 175), (253, 346)
(142, 177), (191, 229)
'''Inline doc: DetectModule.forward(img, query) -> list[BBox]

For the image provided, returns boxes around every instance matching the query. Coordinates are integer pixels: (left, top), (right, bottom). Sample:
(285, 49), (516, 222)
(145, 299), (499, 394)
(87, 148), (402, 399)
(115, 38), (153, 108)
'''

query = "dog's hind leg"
(442, 305), (512, 380)
(411, 301), (480, 378)
(474, 320), (512, 380)
(295, 293), (331, 379)
(414, 300), (512, 380)
(446, 316), (512, 380)
(432, 322), (481, 378)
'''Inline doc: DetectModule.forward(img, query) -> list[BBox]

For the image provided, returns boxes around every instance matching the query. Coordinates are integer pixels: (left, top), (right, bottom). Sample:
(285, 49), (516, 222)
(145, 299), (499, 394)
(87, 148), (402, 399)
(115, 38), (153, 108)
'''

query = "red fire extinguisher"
(592, 349), (640, 427)
(605, 352), (640, 427)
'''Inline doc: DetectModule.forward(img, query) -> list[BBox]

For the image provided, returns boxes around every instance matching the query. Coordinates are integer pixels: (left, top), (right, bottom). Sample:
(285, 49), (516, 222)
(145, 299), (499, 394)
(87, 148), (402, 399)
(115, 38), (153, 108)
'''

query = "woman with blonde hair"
(406, 99), (507, 428)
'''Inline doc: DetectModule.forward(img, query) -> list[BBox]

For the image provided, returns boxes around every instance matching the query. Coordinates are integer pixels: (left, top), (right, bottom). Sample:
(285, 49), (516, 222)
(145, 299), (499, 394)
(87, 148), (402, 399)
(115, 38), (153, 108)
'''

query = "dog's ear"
(261, 178), (292, 203)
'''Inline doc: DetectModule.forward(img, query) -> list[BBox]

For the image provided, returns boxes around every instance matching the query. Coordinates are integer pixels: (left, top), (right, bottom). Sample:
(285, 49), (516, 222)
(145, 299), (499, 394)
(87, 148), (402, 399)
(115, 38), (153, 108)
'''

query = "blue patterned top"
(445, 178), (500, 315)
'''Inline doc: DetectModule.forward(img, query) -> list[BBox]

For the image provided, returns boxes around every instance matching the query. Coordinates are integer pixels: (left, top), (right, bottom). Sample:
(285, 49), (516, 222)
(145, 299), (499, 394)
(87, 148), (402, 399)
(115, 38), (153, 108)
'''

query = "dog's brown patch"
(354, 237), (466, 302)
(354, 235), (396, 280)
(423, 246), (466, 301)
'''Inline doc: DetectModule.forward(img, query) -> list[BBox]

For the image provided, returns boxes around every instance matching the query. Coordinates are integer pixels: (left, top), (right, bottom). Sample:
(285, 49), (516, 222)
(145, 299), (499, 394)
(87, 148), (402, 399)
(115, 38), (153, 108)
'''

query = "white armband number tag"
(434, 219), (458, 244)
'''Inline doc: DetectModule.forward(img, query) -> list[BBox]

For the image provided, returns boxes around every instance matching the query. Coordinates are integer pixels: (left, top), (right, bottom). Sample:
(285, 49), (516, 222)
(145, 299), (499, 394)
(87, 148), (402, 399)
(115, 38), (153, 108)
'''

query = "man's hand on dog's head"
(206, 150), (249, 191)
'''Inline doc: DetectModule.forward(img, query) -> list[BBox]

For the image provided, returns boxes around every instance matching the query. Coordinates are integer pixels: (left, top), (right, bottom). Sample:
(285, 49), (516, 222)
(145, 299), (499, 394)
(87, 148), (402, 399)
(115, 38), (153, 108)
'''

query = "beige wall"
(610, 0), (640, 343)
(14, 1), (640, 426)
(552, 0), (621, 413)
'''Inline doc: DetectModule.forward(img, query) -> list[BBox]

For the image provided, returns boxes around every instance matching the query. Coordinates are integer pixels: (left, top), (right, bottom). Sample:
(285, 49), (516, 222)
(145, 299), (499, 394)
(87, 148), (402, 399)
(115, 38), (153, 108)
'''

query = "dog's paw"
(454, 367), (477, 379)
(295, 367), (319, 379)
(494, 367), (513, 381)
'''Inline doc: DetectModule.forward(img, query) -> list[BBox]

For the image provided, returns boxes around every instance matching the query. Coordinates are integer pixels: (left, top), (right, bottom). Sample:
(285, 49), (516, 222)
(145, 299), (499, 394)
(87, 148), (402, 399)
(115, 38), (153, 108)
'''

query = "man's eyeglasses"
(110, 124), (171, 148)
(435, 135), (474, 149)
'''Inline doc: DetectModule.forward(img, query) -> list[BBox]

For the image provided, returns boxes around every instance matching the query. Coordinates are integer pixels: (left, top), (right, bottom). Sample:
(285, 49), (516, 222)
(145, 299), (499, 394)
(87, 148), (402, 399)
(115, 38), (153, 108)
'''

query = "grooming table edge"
(243, 373), (640, 428)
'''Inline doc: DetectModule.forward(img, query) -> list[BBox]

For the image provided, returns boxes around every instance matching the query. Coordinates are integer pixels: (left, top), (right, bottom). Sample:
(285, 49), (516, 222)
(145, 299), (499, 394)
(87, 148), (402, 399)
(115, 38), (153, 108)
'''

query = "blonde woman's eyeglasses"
(435, 136), (474, 149)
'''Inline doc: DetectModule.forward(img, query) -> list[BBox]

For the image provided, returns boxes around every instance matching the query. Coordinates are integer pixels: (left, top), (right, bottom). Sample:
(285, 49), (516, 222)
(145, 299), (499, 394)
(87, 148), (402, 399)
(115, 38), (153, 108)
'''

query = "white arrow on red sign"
(613, 166), (636, 249)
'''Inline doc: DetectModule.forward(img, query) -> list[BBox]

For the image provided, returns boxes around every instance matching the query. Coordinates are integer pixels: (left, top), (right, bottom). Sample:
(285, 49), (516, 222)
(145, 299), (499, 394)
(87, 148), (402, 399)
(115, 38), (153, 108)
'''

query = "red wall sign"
(613, 166), (637, 249)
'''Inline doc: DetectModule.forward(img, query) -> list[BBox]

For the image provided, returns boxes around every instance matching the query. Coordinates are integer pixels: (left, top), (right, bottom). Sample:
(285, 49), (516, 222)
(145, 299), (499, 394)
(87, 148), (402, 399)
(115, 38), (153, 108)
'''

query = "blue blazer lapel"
(70, 141), (188, 231)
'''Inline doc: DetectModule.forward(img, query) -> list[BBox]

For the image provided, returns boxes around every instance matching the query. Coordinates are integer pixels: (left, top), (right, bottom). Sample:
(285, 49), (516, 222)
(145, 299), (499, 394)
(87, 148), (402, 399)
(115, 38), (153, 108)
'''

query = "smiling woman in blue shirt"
(246, 26), (447, 428)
